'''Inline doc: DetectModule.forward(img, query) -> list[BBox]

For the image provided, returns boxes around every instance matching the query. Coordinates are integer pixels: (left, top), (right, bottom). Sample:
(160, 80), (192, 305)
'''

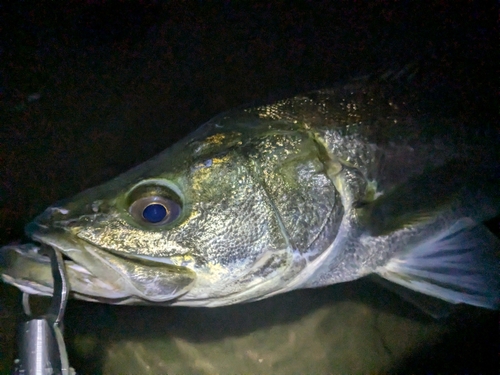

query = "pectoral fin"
(376, 218), (500, 309)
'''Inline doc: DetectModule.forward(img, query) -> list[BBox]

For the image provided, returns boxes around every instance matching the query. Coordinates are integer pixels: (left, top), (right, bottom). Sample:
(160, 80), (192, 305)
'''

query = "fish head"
(2, 111), (341, 307)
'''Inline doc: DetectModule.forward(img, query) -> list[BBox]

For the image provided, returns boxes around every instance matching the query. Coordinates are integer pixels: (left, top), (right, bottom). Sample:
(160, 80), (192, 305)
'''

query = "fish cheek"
(175, 152), (290, 283)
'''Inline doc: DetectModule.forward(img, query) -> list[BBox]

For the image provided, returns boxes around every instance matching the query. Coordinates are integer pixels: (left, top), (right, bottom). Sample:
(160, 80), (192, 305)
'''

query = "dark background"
(0, 1), (498, 373)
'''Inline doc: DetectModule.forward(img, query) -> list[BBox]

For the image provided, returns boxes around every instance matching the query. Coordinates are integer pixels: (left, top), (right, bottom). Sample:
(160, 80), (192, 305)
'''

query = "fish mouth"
(0, 225), (197, 305)
(0, 242), (129, 303)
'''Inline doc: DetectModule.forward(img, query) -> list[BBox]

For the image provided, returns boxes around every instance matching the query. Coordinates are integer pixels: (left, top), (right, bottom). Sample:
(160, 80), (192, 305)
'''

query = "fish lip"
(28, 220), (179, 267)
(2, 239), (87, 275)
(27, 227), (91, 273)
(25, 222), (198, 303)
(8, 223), (135, 301)
(0, 242), (88, 299)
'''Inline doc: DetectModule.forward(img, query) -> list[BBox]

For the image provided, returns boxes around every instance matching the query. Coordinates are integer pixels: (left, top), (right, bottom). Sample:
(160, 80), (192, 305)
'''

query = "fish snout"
(27, 197), (110, 233)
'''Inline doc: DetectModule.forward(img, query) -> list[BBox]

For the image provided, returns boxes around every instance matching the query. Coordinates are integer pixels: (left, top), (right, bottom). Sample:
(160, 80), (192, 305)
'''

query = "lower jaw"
(1, 241), (135, 303)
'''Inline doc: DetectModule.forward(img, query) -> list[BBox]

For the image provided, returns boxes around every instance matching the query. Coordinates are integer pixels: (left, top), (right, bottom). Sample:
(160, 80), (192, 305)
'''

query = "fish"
(1, 73), (499, 308)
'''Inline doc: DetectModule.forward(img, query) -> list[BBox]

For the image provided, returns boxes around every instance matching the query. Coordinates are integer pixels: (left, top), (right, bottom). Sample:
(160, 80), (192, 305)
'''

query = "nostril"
(65, 220), (80, 228)
(91, 200), (103, 213)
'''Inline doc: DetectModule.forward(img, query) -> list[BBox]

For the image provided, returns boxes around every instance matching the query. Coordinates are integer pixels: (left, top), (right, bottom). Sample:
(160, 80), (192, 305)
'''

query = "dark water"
(0, 2), (498, 373)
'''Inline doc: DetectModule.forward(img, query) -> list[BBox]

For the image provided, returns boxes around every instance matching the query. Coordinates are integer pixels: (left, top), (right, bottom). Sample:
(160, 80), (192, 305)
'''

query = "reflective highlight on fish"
(1, 76), (499, 308)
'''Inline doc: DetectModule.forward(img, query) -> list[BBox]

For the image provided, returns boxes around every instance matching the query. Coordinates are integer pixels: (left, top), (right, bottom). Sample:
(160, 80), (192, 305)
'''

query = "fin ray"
(377, 218), (500, 309)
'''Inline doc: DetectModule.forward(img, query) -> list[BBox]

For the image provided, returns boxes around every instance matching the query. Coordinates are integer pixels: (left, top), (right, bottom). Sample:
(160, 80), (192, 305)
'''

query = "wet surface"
(0, 2), (498, 373)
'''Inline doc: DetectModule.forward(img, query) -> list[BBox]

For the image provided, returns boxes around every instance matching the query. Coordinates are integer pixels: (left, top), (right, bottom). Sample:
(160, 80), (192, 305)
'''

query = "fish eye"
(128, 195), (181, 226)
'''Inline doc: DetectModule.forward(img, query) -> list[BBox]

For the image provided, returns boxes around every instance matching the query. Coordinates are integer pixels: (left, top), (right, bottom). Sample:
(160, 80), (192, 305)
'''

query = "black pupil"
(142, 203), (167, 223)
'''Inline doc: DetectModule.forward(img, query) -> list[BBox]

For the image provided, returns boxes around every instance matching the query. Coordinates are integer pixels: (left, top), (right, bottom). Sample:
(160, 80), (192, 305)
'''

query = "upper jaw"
(1, 220), (198, 305)
(0, 242), (131, 302)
